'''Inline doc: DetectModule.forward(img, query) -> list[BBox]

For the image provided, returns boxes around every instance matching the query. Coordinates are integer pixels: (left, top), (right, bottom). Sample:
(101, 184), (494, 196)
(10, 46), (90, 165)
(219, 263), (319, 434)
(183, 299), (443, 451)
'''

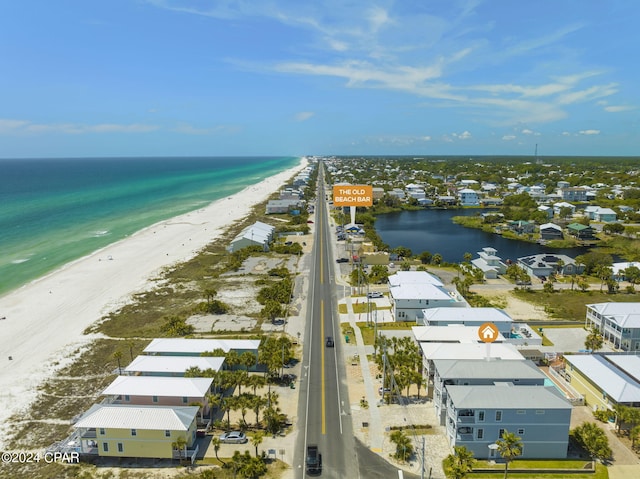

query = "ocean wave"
(93, 230), (110, 237)
(11, 258), (31, 264)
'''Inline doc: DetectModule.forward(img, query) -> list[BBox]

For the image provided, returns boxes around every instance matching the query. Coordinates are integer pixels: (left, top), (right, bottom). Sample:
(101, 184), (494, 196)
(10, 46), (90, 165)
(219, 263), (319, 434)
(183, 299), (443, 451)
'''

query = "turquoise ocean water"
(0, 156), (299, 297)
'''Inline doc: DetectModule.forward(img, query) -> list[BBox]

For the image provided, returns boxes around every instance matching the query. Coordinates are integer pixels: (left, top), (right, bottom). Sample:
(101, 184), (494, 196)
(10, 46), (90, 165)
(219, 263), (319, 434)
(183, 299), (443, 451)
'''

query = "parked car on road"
(220, 431), (248, 444)
(367, 291), (384, 298)
(336, 258), (349, 263)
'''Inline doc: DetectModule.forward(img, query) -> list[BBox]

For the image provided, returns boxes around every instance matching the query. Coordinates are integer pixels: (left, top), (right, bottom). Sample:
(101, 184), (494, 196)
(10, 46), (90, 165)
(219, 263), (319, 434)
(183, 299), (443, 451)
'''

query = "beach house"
(458, 188), (480, 206)
(567, 223), (596, 240)
(227, 221), (275, 252)
(144, 338), (260, 358)
(539, 223), (563, 241)
(72, 404), (199, 461)
(388, 271), (467, 321)
(444, 385), (572, 459)
(471, 247), (507, 279)
(419, 307), (514, 334)
(517, 254), (582, 278)
(584, 302), (640, 351)
(124, 356), (225, 377)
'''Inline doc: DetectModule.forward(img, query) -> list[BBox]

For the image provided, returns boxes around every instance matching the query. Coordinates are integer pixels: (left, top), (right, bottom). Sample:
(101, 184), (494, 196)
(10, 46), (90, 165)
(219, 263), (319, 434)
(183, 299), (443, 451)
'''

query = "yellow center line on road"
(321, 300), (326, 434)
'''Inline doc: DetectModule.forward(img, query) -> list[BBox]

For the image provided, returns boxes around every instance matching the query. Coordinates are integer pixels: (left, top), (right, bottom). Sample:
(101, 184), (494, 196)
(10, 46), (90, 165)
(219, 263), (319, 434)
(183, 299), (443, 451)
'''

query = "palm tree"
(113, 350), (123, 375)
(389, 430), (413, 462)
(496, 430), (522, 479)
(171, 436), (187, 464)
(584, 328), (604, 353)
(210, 436), (225, 465)
(251, 431), (264, 457)
(432, 253), (443, 266)
(443, 445), (475, 479)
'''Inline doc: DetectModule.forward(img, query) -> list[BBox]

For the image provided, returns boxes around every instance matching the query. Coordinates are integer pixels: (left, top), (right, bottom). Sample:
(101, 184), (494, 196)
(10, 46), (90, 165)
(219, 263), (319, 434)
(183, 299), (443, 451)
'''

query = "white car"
(367, 291), (384, 298)
(220, 431), (248, 444)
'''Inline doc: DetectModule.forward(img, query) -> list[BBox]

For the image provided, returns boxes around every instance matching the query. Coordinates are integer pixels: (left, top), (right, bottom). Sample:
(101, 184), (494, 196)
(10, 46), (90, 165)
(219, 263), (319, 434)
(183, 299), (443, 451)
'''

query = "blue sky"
(1, 0), (638, 157)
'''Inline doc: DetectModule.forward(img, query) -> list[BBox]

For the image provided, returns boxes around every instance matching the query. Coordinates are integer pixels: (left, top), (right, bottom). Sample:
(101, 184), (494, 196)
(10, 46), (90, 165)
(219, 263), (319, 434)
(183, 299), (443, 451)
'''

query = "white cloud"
(579, 129), (600, 135)
(502, 135), (516, 141)
(521, 129), (533, 135)
(452, 130), (472, 140)
(562, 131), (571, 136)
(604, 105), (634, 112)
(294, 111), (315, 121)
(0, 119), (159, 135)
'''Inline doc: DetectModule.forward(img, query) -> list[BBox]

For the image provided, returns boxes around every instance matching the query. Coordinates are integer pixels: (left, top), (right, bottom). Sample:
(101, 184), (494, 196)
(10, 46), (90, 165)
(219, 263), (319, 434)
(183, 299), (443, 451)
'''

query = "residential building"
(227, 221), (275, 252)
(101, 376), (214, 421)
(72, 404), (199, 460)
(564, 354), (640, 410)
(458, 188), (480, 206)
(507, 220), (535, 235)
(388, 272), (466, 321)
(539, 223), (563, 241)
(412, 324), (506, 345)
(432, 359), (547, 424)
(538, 205), (553, 219)
(144, 338), (260, 358)
(567, 223), (596, 240)
(585, 302), (640, 351)
(265, 199), (302, 214)
(471, 247), (507, 280)
(124, 356), (225, 377)
(445, 385), (572, 459)
(553, 201), (576, 217)
(517, 253), (583, 278)
(593, 207), (617, 222)
(558, 187), (588, 202)
(612, 262), (640, 281)
(419, 307), (514, 334)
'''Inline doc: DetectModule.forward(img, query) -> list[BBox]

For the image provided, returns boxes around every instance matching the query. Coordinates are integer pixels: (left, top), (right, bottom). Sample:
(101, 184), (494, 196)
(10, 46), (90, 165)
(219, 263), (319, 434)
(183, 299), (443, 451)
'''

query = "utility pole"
(421, 436), (425, 479)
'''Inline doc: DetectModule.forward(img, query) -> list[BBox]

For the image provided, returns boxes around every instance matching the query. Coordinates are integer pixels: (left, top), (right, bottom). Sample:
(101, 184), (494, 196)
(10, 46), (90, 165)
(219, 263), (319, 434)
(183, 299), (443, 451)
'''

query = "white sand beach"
(0, 158), (307, 448)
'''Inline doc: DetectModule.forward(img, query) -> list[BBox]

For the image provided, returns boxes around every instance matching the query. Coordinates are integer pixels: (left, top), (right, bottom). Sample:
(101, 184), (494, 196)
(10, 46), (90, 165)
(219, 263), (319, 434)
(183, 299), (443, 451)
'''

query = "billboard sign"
(332, 185), (373, 207)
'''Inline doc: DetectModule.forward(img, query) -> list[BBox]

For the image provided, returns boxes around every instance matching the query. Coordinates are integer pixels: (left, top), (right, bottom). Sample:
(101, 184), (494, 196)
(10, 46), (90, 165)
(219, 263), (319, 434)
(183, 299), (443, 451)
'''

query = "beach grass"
(512, 288), (640, 321)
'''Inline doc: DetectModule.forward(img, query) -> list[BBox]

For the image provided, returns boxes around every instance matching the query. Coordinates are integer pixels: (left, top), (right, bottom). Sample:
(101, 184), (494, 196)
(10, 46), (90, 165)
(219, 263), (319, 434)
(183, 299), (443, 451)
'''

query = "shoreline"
(0, 157), (307, 448)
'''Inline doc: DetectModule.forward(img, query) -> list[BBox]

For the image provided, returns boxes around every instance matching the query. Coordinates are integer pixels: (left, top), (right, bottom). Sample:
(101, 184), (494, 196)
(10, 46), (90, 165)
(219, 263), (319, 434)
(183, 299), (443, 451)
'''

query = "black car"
(336, 258), (349, 263)
(326, 336), (334, 347)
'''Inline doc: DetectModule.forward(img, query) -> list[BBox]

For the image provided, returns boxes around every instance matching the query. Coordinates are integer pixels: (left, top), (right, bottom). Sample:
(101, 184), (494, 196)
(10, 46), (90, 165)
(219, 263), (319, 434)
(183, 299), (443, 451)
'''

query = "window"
(477, 428), (484, 439)
(182, 396), (188, 404)
(99, 428), (105, 435)
(131, 429), (137, 436)
(124, 395), (130, 402)
(478, 411), (485, 422)
(517, 428), (525, 435)
(499, 428), (505, 438)
(117, 443), (124, 453)
(165, 430), (171, 437)
(495, 410), (502, 422)
(102, 442), (109, 452)
(517, 410), (526, 415)
(152, 395), (158, 403)
(536, 410), (545, 415)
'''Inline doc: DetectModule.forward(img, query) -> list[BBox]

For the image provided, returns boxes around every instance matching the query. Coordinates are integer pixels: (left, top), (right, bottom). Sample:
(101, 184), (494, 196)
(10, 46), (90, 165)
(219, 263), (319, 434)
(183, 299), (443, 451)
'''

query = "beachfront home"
(144, 338), (260, 358)
(539, 223), (563, 241)
(419, 307), (514, 334)
(517, 254), (583, 278)
(432, 359), (547, 424)
(101, 376), (214, 422)
(388, 271), (466, 321)
(567, 223), (596, 240)
(72, 404), (199, 460)
(444, 385), (572, 459)
(471, 247), (507, 280)
(412, 324), (506, 345)
(584, 302), (640, 351)
(265, 199), (302, 214)
(564, 354), (640, 410)
(124, 356), (225, 377)
(227, 221), (275, 252)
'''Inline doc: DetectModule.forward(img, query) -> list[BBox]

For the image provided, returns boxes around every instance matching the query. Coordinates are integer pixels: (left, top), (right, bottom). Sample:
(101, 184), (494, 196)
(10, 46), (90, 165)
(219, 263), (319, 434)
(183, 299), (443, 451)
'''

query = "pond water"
(374, 209), (590, 263)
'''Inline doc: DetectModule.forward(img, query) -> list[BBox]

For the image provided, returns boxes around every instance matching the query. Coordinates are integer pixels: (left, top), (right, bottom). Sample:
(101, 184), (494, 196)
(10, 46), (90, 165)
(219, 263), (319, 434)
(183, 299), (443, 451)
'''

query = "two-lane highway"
(296, 165), (358, 478)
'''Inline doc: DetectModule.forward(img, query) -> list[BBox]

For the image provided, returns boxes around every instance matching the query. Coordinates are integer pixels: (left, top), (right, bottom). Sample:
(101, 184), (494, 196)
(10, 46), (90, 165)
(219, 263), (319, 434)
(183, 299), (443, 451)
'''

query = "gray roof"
(565, 354), (640, 403)
(433, 359), (545, 381)
(446, 385), (571, 409)
(587, 303), (640, 328)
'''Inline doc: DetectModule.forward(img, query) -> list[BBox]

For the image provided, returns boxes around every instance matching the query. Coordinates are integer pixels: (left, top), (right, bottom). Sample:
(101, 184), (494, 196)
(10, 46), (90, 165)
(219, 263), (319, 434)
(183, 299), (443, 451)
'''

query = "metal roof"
(433, 359), (546, 380)
(389, 283), (452, 301)
(144, 338), (260, 355)
(446, 385), (571, 410)
(412, 325), (505, 343)
(124, 355), (225, 374)
(74, 404), (199, 431)
(420, 342), (524, 361)
(422, 307), (513, 324)
(587, 303), (640, 328)
(388, 271), (444, 287)
(102, 376), (213, 398)
(565, 354), (640, 403)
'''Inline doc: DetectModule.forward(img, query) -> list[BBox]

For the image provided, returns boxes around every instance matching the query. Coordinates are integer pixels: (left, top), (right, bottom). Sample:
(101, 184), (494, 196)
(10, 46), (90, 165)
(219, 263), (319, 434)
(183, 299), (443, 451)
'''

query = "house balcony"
(457, 415), (475, 424)
(456, 433), (474, 442)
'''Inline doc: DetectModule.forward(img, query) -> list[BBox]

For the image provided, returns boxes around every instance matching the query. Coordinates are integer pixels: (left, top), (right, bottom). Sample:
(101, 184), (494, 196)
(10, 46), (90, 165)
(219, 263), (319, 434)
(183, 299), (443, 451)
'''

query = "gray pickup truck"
(306, 445), (321, 473)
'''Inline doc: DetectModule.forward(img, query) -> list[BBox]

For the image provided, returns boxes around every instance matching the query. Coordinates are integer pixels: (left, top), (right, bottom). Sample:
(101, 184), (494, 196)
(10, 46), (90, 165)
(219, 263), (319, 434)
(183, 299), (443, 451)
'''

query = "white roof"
(412, 325), (505, 343)
(390, 283), (452, 301)
(422, 307), (513, 324)
(565, 354), (640, 403)
(612, 262), (640, 275)
(388, 271), (443, 287)
(125, 356), (225, 374)
(74, 404), (199, 431)
(433, 359), (545, 381)
(102, 376), (213, 398)
(420, 342), (524, 361)
(447, 385), (571, 410)
(587, 303), (640, 328)
(540, 223), (562, 231)
(458, 188), (477, 194)
(144, 338), (260, 355)
(605, 355), (640, 382)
